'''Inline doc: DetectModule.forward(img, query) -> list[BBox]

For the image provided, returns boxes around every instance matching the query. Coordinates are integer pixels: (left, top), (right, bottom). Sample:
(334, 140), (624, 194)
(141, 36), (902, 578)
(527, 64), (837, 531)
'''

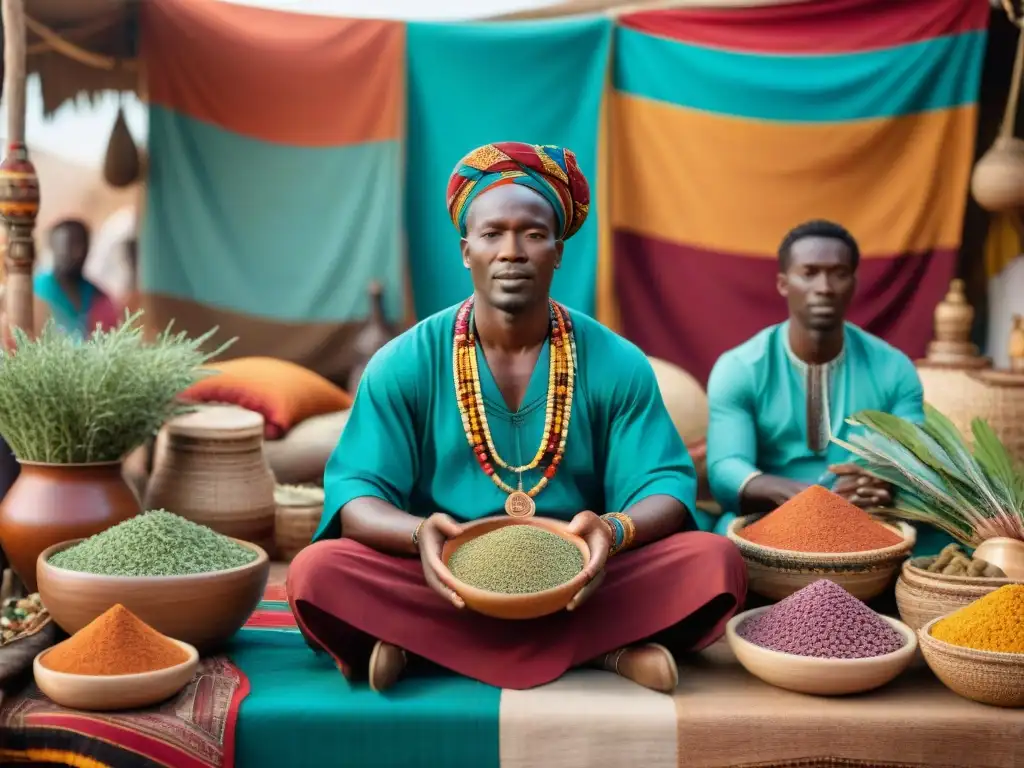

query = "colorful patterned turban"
(447, 142), (591, 241)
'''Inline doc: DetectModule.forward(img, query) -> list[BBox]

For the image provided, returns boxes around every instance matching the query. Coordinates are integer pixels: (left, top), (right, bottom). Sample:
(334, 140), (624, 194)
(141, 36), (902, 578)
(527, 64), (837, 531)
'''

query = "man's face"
(51, 225), (88, 279)
(461, 184), (563, 315)
(776, 235), (856, 333)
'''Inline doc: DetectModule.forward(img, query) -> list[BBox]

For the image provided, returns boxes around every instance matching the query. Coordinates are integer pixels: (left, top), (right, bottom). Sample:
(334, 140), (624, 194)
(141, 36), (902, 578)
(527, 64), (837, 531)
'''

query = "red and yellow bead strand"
(453, 298), (576, 511)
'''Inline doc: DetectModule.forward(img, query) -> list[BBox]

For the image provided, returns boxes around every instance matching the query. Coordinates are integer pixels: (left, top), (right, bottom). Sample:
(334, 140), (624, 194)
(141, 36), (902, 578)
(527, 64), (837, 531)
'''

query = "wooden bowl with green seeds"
(36, 511), (269, 653)
(440, 517), (591, 620)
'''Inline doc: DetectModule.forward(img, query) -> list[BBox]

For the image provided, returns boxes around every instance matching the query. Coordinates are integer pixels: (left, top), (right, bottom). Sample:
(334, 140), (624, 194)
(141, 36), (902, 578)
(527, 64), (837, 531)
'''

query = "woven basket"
(274, 485), (325, 562)
(968, 370), (1024, 464)
(726, 517), (915, 601)
(919, 617), (1024, 707)
(916, 365), (990, 442)
(895, 557), (1020, 631)
(917, 365), (1024, 464)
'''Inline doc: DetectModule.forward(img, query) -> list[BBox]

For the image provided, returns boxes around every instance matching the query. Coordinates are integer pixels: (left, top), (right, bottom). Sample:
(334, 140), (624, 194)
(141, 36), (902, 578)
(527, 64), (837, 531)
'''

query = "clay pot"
(970, 137), (1024, 213)
(0, 462), (142, 592)
(38, 538), (269, 654)
(145, 406), (276, 554)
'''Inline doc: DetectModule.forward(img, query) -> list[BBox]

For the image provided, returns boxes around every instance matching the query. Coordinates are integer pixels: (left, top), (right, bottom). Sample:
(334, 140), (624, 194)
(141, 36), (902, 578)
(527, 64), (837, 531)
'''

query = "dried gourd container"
(145, 406), (276, 555)
(275, 484), (324, 562)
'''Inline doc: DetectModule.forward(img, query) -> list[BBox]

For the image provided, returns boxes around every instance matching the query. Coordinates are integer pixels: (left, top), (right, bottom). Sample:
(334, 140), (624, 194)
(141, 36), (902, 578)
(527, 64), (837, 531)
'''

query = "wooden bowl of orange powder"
(33, 604), (198, 711)
(726, 486), (915, 601)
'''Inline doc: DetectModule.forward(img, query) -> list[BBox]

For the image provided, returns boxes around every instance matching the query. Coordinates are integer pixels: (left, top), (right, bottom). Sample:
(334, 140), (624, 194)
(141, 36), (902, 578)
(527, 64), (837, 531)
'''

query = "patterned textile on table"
(230, 583), (1024, 768)
(0, 657), (248, 768)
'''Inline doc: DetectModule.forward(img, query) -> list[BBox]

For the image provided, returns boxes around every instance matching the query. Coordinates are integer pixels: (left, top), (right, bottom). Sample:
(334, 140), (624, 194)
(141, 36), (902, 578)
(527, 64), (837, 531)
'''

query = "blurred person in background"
(33, 218), (120, 338)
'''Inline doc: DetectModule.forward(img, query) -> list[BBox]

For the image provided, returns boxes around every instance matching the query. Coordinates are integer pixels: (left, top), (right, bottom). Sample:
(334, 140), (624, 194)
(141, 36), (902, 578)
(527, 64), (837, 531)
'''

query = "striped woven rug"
(230, 586), (1022, 768)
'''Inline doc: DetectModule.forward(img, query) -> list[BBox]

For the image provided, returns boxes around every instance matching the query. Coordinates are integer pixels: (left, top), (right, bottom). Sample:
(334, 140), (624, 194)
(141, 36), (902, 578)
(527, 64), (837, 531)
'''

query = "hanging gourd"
(972, 13), (1024, 212)
(103, 89), (140, 188)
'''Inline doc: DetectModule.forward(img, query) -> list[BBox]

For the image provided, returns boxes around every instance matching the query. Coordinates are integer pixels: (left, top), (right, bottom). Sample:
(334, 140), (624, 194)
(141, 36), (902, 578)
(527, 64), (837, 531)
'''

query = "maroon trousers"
(286, 531), (747, 689)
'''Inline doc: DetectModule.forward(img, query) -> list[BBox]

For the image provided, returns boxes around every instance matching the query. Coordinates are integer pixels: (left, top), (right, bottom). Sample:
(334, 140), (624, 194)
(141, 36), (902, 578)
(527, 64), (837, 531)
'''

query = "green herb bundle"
(0, 311), (233, 463)
(833, 405), (1024, 546)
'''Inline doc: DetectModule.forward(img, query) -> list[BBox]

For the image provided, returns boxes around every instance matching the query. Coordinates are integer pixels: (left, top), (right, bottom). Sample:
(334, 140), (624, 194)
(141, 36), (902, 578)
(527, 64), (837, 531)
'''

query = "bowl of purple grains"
(725, 579), (917, 696)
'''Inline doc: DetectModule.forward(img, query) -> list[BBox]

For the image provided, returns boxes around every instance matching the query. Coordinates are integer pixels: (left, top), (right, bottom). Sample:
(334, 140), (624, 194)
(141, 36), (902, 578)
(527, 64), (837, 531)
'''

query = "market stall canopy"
(4, 0), (826, 116)
(0, 0), (137, 116)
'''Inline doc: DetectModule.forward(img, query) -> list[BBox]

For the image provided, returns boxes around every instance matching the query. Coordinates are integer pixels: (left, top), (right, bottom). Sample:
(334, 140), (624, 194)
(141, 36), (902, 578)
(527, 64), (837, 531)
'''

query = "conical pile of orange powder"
(42, 604), (189, 676)
(739, 485), (904, 553)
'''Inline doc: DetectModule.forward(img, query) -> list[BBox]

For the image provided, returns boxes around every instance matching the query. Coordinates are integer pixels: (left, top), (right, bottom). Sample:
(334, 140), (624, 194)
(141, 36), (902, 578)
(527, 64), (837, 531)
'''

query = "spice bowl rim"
(37, 537), (270, 583)
(902, 557), (1020, 589)
(33, 636), (199, 683)
(726, 605), (919, 667)
(918, 615), (1024, 665)
(727, 517), (916, 565)
(438, 516), (591, 613)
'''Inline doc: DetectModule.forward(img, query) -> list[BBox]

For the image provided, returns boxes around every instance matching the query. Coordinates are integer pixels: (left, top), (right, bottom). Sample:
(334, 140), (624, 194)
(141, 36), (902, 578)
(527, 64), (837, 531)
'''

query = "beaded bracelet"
(601, 512), (636, 555)
(603, 515), (625, 552)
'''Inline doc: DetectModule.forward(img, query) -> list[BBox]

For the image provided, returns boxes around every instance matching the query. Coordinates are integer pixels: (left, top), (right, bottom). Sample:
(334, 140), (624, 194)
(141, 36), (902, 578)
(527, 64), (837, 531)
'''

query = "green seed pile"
(448, 525), (584, 594)
(48, 510), (258, 577)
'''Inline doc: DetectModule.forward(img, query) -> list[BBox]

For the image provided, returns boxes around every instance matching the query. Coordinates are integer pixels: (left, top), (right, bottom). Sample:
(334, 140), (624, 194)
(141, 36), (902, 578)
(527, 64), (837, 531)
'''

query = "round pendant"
(505, 491), (536, 519)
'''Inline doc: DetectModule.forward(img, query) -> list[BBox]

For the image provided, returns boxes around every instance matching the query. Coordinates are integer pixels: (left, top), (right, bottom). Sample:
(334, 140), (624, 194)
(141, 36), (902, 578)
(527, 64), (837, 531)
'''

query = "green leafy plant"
(832, 405), (1024, 546)
(0, 312), (233, 464)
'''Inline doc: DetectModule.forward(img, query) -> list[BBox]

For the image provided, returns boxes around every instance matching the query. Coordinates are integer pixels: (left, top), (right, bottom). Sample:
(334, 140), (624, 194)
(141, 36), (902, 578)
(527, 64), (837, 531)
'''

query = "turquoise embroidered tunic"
(702, 321), (951, 556)
(316, 304), (697, 541)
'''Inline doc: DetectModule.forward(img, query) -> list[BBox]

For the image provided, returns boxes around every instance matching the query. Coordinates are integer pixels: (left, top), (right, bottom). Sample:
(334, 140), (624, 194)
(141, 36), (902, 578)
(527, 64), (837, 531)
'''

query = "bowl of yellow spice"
(440, 517), (590, 620)
(919, 584), (1024, 708)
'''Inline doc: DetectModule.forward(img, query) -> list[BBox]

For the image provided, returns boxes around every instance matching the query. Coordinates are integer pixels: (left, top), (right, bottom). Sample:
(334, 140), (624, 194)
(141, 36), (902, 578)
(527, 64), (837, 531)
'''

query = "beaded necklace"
(453, 297), (577, 518)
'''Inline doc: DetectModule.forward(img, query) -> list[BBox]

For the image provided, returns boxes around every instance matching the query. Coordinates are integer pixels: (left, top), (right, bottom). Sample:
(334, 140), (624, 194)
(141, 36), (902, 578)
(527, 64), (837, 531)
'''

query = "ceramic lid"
(166, 405), (265, 439)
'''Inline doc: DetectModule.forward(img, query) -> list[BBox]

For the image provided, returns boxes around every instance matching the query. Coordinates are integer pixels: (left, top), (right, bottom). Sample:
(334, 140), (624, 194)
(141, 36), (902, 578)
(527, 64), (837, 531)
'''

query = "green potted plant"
(833, 404), (1024, 576)
(0, 312), (230, 590)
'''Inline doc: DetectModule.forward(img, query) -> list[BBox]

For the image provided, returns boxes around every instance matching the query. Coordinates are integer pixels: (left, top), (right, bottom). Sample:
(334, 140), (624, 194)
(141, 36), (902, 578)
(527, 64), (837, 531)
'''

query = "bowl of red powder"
(726, 486), (915, 601)
(33, 604), (199, 711)
(726, 579), (917, 696)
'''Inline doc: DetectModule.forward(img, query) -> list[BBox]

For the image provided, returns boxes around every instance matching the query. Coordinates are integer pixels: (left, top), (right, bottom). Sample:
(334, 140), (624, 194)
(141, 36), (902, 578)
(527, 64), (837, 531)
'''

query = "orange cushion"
(182, 357), (353, 439)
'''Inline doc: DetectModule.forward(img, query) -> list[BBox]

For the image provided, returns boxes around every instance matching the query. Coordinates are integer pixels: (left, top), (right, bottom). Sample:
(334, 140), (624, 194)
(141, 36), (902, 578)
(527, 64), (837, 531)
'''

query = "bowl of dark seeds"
(440, 517), (591, 620)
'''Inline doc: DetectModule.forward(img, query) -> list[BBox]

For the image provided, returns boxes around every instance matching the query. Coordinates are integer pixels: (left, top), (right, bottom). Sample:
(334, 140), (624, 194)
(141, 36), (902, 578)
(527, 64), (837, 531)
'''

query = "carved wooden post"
(0, 0), (39, 339)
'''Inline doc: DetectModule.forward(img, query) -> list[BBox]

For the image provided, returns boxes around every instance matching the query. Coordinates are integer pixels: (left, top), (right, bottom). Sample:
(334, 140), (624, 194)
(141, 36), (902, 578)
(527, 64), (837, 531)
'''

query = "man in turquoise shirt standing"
(287, 142), (746, 695)
(703, 220), (949, 556)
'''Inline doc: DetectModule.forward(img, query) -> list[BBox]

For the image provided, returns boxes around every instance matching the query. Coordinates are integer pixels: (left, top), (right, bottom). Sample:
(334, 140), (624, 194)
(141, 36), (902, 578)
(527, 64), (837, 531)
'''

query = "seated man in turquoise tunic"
(287, 142), (747, 694)
(702, 219), (951, 556)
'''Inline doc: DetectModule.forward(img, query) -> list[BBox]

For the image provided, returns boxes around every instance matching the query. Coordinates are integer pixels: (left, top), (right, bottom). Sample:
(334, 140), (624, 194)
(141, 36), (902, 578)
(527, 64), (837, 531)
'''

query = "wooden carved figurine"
(1010, 315), (1024, 373)
(346, 281), (396, 393)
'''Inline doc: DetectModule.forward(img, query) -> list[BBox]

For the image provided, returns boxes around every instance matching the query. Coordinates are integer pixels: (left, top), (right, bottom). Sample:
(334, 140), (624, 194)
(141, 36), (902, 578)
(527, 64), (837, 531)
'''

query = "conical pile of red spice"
(739, 485), (903, 553)
(42, 604), (189, 676)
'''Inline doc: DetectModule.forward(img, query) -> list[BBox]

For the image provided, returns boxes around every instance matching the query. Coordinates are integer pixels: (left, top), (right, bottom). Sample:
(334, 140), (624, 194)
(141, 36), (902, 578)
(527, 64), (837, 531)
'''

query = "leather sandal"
(368, 640), (407, 692)
(602, 643), (679, 693)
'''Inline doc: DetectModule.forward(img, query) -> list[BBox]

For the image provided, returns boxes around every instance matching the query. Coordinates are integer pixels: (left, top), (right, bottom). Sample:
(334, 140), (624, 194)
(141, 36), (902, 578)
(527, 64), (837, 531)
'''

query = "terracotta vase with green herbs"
(0, 312), (230, 590)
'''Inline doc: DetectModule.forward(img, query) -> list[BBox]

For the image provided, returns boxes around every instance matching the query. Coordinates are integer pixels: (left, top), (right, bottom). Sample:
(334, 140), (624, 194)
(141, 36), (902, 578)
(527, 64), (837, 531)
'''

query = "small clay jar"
(145, 406), (276, 554)
(1010, 315), (1024, 373)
